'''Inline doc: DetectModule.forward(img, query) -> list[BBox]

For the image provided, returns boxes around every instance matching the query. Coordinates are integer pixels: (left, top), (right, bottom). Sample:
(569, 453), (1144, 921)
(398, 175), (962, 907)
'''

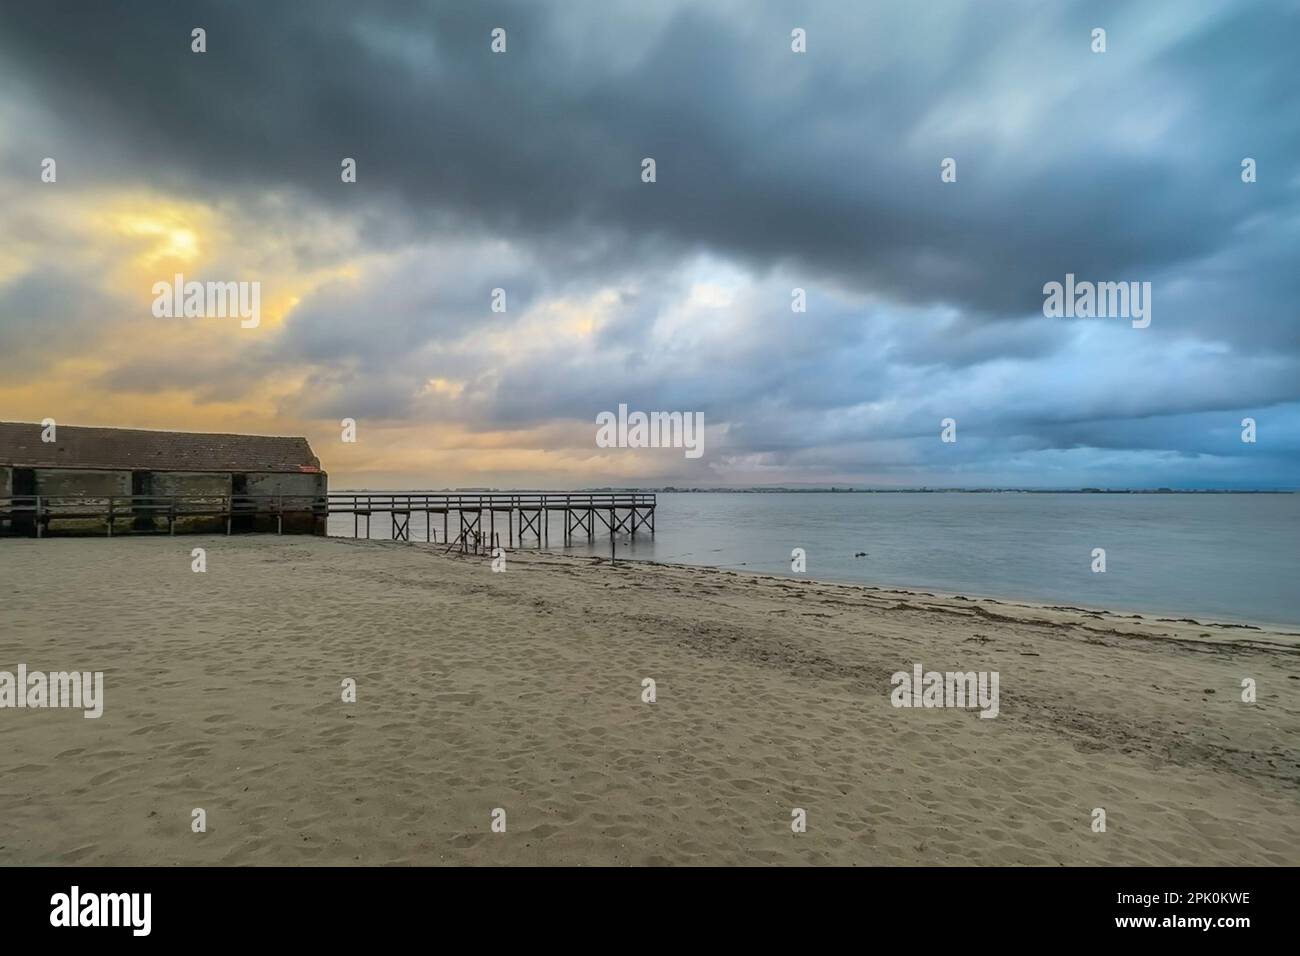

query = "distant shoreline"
(335, 487), (1297, 495)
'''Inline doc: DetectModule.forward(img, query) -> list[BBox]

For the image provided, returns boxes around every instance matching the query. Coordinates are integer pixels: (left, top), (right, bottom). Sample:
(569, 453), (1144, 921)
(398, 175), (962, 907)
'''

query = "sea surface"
(330, 492), (1300, 628)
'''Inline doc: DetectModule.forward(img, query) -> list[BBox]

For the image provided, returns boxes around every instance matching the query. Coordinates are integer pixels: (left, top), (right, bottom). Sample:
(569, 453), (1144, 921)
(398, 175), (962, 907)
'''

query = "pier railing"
(0, 491), (656, 546)
(0, 493), (328, 537)
(326, 492), (656, 547)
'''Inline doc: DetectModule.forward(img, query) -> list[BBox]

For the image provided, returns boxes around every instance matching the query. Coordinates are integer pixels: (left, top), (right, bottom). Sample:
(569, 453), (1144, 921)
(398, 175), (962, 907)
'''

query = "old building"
(0, 422), (327, 536)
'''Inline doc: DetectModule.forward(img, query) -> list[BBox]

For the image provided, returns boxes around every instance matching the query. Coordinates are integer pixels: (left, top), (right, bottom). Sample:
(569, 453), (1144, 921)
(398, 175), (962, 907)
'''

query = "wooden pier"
(0, 491), (656, 550)
(328, 492), (656, 550)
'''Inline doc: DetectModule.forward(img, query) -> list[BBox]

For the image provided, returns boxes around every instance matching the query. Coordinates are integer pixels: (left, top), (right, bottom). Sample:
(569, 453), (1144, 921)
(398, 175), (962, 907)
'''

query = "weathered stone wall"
(0, 466), (12, 533)
(3, 467), (328, 536)
(36, 469), (130, 497)
(147, 472), (231, 533)
(245, 472), (326, 497)
(29, 469), (130, 534)
(152, 472), (231, 497)
(246, 471), (327, 533)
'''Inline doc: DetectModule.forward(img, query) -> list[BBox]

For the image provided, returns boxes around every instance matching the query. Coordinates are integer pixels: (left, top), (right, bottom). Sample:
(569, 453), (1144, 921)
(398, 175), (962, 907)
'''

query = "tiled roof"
(0, 422), (323, 474)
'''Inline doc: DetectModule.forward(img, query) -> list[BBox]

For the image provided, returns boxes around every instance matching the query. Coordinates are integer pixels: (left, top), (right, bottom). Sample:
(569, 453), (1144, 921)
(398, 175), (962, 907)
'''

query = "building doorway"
(11, 467), (36, 536)
(131, 470), (154, 530)
(231, 473), (254, 531)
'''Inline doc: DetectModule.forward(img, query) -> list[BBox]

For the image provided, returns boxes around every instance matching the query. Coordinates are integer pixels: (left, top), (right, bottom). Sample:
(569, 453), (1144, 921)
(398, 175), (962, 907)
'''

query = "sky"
(1, 0), (1298, 489)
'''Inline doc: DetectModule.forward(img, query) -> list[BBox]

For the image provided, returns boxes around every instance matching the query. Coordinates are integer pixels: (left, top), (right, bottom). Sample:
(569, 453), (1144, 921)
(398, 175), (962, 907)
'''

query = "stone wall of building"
(1, 467), (328, 536)
(0, 466), (14, 534)
(151, 472), (232, 497)
(35, 469), (130, 498)
(146, 472), (233, 533)
(246, 471), (328, 533)
(24, 469), (132, 534)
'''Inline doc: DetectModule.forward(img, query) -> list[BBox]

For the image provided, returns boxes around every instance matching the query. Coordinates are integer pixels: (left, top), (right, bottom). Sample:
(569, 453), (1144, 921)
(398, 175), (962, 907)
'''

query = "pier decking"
(0, 491), (656, 549)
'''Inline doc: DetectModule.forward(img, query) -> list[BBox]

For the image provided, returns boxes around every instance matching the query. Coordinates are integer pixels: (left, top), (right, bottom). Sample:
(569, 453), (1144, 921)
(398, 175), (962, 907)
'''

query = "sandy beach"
(1, 535), (1297, 866)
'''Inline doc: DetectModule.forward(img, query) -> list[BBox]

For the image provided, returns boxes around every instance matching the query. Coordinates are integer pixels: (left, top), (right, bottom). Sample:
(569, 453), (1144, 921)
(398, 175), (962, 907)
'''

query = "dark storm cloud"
(3, 0), (1296, 324)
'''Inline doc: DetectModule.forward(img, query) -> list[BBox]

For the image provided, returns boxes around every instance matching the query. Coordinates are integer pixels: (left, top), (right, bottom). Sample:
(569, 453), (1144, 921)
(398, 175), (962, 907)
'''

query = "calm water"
(331, 492), (1300, 628)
